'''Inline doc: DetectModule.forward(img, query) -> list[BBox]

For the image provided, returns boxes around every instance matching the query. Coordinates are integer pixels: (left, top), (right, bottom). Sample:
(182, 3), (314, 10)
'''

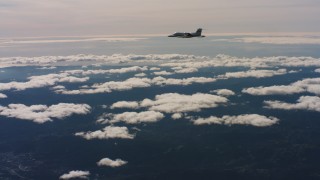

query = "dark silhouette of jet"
(168, 28), (205, 38)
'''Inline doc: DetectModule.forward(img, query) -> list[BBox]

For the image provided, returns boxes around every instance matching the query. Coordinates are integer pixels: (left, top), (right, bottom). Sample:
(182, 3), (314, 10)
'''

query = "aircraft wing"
(182, 33), (193, 38)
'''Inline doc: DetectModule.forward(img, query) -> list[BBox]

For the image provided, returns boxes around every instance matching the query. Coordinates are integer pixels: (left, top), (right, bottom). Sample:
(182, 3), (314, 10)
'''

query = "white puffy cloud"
(264, 96), (320, 112)
(218, 69), (287, 79)
(292, 78), (320, 95)
(0, 103), (91, 123)
(108, 111), (164, 124)
(153, 71), (173, 76)
(211, 89), (235, 96)
(171, 113), (183, 119)
(140, 93), (228, 113)
(213, 36), (320, 45)
(150, 67), (161, 71)
(0, 73), (89, 91)
(59, 170), (90, 179)
(36, 66), (57, 70)
(134, 73), (147, 77)
(315, 68), (320, 73)
(0, 93), (7, 98)
(97, 157), (128, 167)
(193, 114), (279, 127)
(242, 85), (304, 95)
(243, 77), (320, 95)
(110, 101), (140, 109)
(75, 126), (135, 140)
(51, 85), (66, 90)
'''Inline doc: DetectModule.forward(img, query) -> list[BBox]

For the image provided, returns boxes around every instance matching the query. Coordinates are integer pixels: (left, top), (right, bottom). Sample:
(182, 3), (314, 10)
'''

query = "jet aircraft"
(168, 28), (205, 38)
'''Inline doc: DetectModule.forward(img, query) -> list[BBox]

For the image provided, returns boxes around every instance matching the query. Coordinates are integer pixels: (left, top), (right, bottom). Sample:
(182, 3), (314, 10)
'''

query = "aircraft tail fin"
(195, 28), (202, 36)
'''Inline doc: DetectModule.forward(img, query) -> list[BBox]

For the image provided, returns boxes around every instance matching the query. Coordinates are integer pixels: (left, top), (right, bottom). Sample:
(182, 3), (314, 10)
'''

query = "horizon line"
(2, 31), (320, 39)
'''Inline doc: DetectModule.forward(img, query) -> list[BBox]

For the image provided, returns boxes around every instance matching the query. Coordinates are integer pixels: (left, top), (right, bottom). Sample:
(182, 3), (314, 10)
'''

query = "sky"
(1, 0), (320, 37)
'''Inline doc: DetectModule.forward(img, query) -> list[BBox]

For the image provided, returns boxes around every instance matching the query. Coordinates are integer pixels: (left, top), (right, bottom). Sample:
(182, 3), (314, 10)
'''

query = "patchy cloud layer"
(243, 78), (320, 95)
(1, 54), (320, 69)
(97, 157), (128, 167)
(264, 96), (320, 112)
(64, 66), (148, 76)
(55, 76), (216, 95)
(193, 114), (279, 127)
(75, 126), (135, 140)
(59, 170), (90, 179)
(0, 103), (91, 123)
(0, 73), (89, 91)
(160, 54), (320, 70)
(0, 54), (207, 67)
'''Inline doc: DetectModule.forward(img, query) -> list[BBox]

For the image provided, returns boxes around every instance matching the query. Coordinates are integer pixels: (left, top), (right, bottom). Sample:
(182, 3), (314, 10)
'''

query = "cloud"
(153, 71), (173, 76)
(108, 111), (164, 124)
(213, 36), (320, 45)
(264, 96), (320, 112)
(242, 85), (304, 95)
(51, 85), (66, 90)
(0, 93), (7, 98)
(150, 67), (161, 71)
(0, 54), (207, 67)
(56, 77), (151, 94)
(171, 113), (183, 119)
(140, 93), (228, 113)
(0, 73), (89, 91)
(59, 170), (90, 179)
(174, 67), (198, 74)
(64, 66), (148, 76)
(110, 101), (140, 109)
(211, 89), (235, 96)
(134, 73), (147, 77)
(218, 69), (287, 79)
(36, 66), (57, 70)
(160, 54), (320, 70)
(193, 114), (279, 127)
(0, 103), (91, 123)
(151, 76), (216, 86)
(75, 126), (135, 140)
(2, 54), (320, 70)
(97, 157), (128, 167)
(56, 76), (216, 95)
(315, 68), (320, 73)
(108, 93), (227, 119)
(242, 77), (320, 95)
(292, 78), (320, 95)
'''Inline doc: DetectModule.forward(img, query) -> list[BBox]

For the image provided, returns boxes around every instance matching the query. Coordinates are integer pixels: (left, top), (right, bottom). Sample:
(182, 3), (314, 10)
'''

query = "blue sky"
(1, 0), (320, 37)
